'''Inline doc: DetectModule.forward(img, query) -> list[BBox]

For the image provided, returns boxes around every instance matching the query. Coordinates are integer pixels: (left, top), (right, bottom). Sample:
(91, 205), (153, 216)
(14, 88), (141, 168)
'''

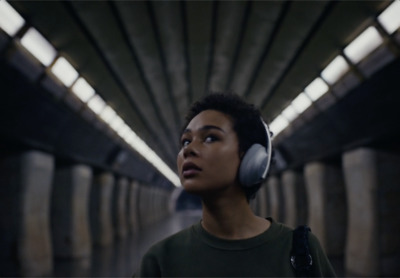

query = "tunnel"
(0, 0), (400, 277)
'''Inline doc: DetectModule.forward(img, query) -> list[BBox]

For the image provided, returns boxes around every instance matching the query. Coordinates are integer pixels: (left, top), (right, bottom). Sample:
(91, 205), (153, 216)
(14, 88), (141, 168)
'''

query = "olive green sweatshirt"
(137, 218), (336, 277)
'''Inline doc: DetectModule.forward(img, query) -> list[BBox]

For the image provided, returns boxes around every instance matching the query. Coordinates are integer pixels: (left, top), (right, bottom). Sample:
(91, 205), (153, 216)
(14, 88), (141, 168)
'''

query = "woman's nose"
(183, 142), (199, 158)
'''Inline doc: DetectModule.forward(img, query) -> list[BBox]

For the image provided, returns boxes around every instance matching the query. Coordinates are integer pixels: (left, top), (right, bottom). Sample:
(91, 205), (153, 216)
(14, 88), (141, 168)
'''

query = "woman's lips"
(182, 162), (202, 178)
(182, 168), (201, 178)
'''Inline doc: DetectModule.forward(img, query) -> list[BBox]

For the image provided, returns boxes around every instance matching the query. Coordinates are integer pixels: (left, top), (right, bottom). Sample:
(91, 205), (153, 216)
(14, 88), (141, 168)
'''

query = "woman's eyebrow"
(182, 125), (225, 134)
(200, 125), (225, 132)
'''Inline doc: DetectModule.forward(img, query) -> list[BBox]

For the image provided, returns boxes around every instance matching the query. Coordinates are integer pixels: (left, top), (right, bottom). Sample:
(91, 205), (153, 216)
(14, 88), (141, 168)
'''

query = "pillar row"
(90, 172), (114, 246)
(304, 161), (347, 257)
(266, 176), (282, 221)
(252, 184), (268, 218)
(138, 184), (148, 227)
(137, 184), (172, 228)
(127, 181), (140, 234)
(0, 151), (54, 276)
(281, 170), (307, 228)
(113, 177), (129, 239)
(259, 185), (269, 218)
(51, 164), (92, 260)
(343, 148), (400, 277)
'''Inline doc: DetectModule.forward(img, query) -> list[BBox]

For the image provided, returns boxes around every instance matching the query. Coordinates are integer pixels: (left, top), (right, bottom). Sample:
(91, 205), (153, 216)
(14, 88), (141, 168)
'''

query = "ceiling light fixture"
(87, 94), (106, 115)
(321, 55), (350, 85)
(117, 123), (130, 138)
(291, 92), (312, 114)
(281, 104), (299, 122)
(99, 105), (117, 125)
(50, 57), (79, 87)
(378, 1), (400, 34)
(71, 77), (95, 103)
(109, 115), (125, 132)
(0, 0), (25, 36)
(128, 136), (181, 186)
(20, 28), (56, 66)
(270, 115), (289, 136)
(304, 77), (329, 101)
(344, 26), (383, 64)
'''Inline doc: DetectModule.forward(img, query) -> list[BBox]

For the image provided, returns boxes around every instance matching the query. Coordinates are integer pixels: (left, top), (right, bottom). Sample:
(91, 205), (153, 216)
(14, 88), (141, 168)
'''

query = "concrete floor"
(52, 210), (202, 277)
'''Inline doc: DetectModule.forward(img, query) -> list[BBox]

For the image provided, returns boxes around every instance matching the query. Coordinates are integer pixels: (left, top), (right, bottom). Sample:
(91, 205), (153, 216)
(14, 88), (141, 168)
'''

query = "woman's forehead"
(186, 110), (233, 130)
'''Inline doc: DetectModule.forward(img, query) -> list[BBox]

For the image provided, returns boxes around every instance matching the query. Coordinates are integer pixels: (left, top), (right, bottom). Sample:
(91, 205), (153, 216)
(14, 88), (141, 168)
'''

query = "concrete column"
(343, 148), (400, 277)
(281, 171), (296, 228)
(152, 188), (158, 223)
(113, 177), (129, 239)
(51, 164), (92, 260)
(266, 176), (282, 221)
(0, 151), (54, 276)
(281, 170), (307, 228)
(90, 172), (114, 246)
(257, 185), (268, 218)
(250, 184), (267, 217)
(304, 161), (347, 257)
(157, 189), (164, 220)
(249, 194), (259, 215)
(155, 189), (162, 221)
(142, 185), (152, 227)
(169, 187), (183, 213)
(162, 190), (171, 217)
(138, 184), (147, 227)
(127, 180), (140, 234)
(149, 187), (156, 224)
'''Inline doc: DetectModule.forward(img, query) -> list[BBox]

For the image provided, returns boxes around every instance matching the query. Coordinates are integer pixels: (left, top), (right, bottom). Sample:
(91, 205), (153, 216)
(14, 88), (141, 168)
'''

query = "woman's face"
(177, 110), (241, 195)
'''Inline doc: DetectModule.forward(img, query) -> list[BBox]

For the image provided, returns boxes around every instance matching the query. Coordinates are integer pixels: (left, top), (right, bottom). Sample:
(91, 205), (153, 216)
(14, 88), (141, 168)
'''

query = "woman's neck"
(200, 190), (270, 240)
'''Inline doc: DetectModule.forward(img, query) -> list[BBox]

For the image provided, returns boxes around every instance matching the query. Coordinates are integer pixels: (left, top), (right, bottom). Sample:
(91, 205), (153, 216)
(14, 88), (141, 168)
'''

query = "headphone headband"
(260, 118), (272, 180)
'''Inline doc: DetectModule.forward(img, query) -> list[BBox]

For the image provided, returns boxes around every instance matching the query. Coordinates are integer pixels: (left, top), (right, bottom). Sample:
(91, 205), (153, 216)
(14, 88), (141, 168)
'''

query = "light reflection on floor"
(52, 210), (202, 277)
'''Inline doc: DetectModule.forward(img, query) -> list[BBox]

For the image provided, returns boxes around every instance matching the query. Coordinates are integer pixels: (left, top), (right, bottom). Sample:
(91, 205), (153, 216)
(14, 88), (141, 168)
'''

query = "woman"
(137, 93), (336, 277)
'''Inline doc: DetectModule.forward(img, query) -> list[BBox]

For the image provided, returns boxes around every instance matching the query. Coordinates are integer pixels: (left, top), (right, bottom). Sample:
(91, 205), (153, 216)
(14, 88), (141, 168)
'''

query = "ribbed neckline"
(192, 217), (281, 250)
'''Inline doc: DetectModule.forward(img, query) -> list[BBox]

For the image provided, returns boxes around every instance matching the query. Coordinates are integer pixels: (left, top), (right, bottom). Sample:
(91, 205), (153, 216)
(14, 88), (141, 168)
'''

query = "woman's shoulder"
(146, 222), (199, 254)
(266, 217), (295, 238)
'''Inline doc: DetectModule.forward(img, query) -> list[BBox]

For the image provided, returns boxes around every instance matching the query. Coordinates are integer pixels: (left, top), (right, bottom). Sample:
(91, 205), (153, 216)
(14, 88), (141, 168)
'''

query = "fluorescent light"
(20, 28), (57, 66)
(127, 134), (181, 186)
(116, 124), (181, 186)
(344, 26), (383, 64)
(378, 1), (400, 34)
(99, 105), (116, 124)
(105, 109), (181, 186)
(71, 77), (95, 103)
(51, 57), (79, 87)
(0, 1), (25, 36)
(269, 115), (289, 136)
(291, 92), (312, 114)
(117, 123), (130, 138)
(129, 135), (147, 153)
(281, 104), (299, 122)
(321, 55), (350, 85)
(87, 94), (105, 115)
(109, 115), (124, 132)
(122, 129), (137, 143)
(304, 77), (329, 101)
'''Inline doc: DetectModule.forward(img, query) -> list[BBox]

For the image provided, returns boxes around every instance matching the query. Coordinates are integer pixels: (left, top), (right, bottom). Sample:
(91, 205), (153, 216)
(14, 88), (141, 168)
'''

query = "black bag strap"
(290, 225), (313, 277)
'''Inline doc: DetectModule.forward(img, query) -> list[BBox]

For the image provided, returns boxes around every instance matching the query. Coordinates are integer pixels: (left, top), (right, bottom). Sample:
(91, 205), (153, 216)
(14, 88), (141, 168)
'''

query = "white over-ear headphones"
(238, 119), (272, 187)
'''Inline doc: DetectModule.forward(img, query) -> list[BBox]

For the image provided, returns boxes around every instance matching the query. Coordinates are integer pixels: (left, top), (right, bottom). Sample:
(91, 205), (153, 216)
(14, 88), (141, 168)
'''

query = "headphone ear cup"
(239, 144), (269, 187)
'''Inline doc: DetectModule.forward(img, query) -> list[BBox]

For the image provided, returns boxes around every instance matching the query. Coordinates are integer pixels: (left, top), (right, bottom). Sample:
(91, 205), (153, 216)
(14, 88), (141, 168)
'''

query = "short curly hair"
(181, 92), (269, 200)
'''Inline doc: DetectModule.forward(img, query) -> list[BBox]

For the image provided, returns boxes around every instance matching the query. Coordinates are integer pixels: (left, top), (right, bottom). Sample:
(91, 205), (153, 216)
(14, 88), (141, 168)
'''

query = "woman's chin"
(182, 182), (202, 194)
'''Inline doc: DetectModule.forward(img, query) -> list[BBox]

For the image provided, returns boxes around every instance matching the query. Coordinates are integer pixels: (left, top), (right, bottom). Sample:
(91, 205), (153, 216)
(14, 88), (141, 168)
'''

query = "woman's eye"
(181, 139), (190, 147)
(204, 135), (218, 143)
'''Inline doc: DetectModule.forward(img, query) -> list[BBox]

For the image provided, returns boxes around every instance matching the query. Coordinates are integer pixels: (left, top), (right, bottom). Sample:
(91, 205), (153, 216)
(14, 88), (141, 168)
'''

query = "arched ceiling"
(4, 0), (399, 181)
